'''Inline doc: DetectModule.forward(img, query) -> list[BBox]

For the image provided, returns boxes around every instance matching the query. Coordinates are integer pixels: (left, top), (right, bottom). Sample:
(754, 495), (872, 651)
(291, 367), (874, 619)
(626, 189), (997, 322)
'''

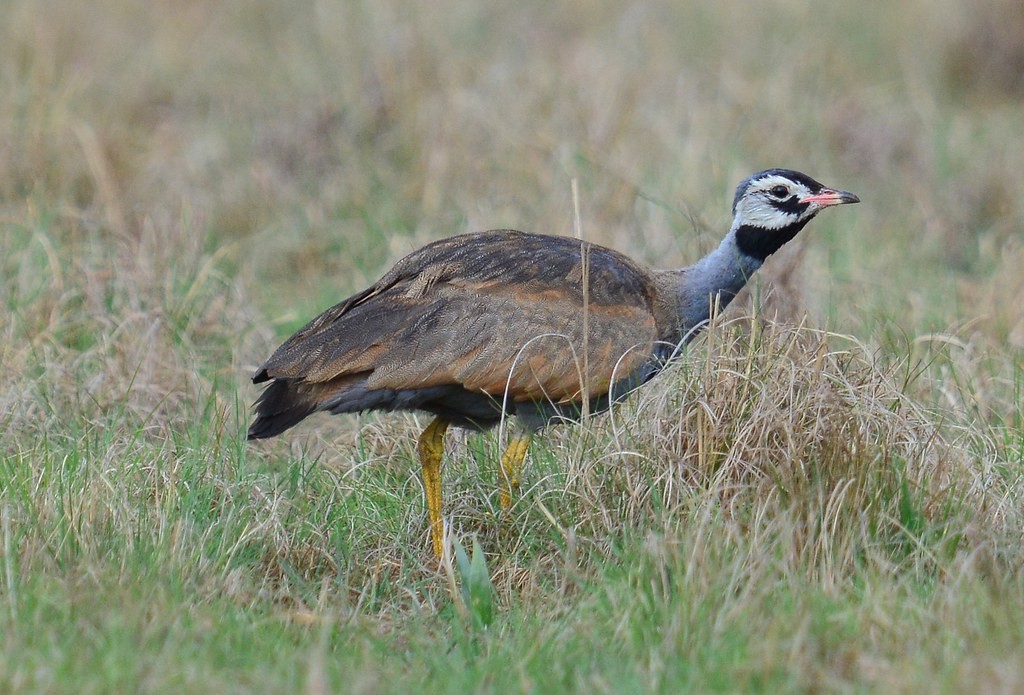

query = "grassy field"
(3, 0), (1024, 692)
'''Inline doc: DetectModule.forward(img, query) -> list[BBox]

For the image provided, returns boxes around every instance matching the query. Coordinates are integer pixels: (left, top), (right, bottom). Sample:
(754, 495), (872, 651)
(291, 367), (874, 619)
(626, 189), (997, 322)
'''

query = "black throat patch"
(734, 216), (814, 262)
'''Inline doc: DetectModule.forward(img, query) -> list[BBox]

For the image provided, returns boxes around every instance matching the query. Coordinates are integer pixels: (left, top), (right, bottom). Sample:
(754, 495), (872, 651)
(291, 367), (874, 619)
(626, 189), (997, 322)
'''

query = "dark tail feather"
(247, 380), (317, 440)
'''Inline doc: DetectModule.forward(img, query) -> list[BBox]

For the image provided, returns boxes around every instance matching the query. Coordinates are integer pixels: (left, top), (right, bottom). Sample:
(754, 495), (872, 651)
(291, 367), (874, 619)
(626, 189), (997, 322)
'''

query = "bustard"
(248, 168), (859, 557)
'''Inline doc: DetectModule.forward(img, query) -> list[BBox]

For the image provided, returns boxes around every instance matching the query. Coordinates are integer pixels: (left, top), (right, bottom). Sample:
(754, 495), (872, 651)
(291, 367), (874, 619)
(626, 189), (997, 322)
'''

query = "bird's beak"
(802, 188), (860, 207)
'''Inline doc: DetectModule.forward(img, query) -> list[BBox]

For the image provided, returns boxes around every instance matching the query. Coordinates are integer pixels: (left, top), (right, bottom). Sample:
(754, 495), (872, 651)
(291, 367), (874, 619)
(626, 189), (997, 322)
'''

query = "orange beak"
(801, 188), (860, 207)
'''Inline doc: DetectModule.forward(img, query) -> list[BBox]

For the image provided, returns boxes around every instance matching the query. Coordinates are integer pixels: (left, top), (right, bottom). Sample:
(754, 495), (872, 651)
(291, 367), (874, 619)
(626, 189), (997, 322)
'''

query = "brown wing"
(368, 278), (657, 403)
(254, 229), (659, 408)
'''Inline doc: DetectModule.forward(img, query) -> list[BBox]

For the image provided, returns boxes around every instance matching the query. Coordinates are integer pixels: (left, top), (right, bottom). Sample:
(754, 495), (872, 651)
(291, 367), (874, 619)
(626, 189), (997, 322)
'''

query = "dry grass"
(2, 0), (1024, 692)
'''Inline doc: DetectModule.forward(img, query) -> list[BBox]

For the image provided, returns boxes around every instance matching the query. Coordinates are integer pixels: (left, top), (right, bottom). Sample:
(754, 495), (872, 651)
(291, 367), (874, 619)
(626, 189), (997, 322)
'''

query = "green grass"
(3, 0), (1024, 692)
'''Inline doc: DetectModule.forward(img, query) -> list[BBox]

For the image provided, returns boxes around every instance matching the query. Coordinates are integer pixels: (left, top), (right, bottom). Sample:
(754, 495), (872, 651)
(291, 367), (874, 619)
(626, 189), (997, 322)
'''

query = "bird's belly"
(513, 347), (673, 430)
(337, 343), (675, 432)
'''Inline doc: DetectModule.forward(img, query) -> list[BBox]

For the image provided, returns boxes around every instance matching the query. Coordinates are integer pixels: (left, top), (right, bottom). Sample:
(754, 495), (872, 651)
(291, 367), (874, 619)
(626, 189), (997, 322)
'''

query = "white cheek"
(739, 202), (792, 229)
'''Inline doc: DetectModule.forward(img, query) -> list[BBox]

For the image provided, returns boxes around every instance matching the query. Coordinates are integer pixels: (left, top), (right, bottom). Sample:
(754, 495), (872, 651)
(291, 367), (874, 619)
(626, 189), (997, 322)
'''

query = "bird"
(248, 168), (859, 558)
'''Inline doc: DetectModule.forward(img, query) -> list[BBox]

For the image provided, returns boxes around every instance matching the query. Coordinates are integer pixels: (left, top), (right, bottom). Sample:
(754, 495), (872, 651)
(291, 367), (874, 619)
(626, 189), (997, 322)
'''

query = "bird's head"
(731, 169), (859, 261)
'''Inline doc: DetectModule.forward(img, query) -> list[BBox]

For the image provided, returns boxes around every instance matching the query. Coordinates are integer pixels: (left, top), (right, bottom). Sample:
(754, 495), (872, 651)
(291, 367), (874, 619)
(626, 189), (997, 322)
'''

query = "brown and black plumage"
(249, 231), (668, 435)
(248, 169), (859, 557)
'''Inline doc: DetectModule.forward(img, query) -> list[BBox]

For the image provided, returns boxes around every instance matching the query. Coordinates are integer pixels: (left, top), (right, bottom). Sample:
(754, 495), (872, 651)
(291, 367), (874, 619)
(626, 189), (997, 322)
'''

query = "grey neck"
(673, 228), (763, 342)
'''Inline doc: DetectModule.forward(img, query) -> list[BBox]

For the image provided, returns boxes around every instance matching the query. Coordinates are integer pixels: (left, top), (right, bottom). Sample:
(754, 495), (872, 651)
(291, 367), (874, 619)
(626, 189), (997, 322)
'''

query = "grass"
(3, 0), (1024, 692)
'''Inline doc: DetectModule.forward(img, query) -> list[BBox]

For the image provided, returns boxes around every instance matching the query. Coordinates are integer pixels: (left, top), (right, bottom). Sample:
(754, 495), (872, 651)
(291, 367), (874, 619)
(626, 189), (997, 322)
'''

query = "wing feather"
(254, 230), (660, 405)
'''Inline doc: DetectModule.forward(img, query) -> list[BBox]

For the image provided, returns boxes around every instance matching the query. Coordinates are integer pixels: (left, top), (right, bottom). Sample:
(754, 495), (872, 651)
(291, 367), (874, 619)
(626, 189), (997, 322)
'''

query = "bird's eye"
(769, 185), (789, 199)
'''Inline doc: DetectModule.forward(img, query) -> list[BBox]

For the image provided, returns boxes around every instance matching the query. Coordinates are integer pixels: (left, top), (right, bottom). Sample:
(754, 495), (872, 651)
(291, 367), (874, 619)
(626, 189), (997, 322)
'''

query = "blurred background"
(6, 0), (1024, 438)
(3, 1), (1024, 689)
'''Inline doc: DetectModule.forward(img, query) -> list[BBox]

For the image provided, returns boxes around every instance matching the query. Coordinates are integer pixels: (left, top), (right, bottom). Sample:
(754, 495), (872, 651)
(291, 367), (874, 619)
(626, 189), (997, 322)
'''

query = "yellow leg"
(417, 417), (449, 558)
(498, 435), (532, 511)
